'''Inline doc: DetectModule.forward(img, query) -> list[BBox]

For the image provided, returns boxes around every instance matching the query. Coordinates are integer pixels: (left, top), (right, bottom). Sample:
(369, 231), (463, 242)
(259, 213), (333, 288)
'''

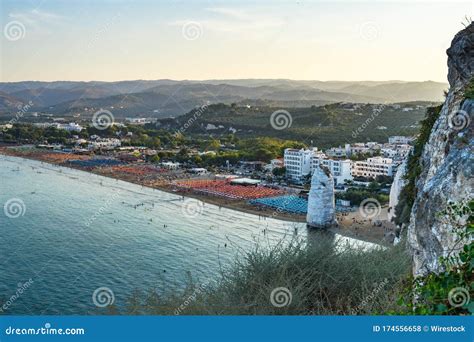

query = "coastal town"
(0, 118), (414, 244)
(1, 0), (472, 325)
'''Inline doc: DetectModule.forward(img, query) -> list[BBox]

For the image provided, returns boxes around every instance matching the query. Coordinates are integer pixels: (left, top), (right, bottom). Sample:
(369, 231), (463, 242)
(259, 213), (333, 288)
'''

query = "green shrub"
(464, 78), (474, 100)
(122, 235), (411, 315)
(336, 187), (389, 206)
(397, 200), (473, 315)
(394, 105), (442, 225)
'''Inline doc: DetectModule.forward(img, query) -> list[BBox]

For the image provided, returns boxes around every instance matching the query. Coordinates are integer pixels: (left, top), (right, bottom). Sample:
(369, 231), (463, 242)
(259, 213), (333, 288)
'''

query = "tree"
(368, 181), (380, 191)
(272, 167), (286, 177)
(302, 173), (312, 185)
(151, 137), (161, 149)
(208, 139), (220, 150)
(253, 148), (274, 162)
(375, 175), (393, 185)
(149, 155), (160, 163)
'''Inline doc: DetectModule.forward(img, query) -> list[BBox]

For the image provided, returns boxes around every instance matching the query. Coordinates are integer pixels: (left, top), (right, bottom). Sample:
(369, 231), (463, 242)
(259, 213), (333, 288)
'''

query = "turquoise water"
(0, 155), (305, 314)
(0, 155), (372, 315)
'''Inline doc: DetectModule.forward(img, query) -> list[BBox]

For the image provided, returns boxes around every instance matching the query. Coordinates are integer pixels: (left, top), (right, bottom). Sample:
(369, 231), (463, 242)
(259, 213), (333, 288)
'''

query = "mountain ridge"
(0, 79), (448, 118)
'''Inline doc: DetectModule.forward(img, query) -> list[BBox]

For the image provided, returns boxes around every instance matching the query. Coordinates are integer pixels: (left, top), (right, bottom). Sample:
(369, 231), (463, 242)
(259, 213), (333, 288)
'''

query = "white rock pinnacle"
(306, 165), (337, 228)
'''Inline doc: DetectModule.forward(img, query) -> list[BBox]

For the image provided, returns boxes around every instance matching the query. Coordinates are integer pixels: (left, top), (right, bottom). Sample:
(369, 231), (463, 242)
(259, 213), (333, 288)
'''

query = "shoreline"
(0, 149), (395, 245)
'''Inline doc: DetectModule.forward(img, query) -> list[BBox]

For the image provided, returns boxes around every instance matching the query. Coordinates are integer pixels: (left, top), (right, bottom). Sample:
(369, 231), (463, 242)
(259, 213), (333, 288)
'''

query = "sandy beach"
(0, 147), (397, 245)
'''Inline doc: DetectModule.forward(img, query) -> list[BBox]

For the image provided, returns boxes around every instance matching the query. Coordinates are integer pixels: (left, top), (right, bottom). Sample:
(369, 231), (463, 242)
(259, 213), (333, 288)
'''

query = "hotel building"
(352, 157), (394, 178)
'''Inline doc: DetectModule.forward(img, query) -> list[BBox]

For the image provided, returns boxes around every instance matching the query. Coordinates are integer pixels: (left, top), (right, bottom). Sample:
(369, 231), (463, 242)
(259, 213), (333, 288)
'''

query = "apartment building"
(310, 154), (353, 185)
(325, 144), (351, 158)
(349, 142), (381, 156)
(381, 144), (412, 160)
(388, 136), (414, 144)
(352, 157), (394, 178)
(284, 148), (353, 184)
(283, 148), (313, 181)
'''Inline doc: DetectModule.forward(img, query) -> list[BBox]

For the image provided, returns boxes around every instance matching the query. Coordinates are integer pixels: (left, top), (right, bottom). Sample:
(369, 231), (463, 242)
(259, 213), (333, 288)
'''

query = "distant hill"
(0, 79), (448, 118)
(157, 102), (439, 147)
(197, 79), (447, 101)
(0, 91), (24, 111)
(10, 86), (117, 108)
(336, 81), (447, 102)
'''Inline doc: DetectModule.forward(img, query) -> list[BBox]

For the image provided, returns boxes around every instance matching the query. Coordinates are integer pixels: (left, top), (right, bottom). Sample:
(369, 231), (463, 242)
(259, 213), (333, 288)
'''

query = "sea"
(0, 155), (373, 314)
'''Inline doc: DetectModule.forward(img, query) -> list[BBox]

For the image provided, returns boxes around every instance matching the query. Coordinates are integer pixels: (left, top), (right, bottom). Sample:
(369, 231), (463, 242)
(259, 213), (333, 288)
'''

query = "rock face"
(388, 160), (407, 223)
(307, 165), (337, 228)
(408, 23), (474, 276)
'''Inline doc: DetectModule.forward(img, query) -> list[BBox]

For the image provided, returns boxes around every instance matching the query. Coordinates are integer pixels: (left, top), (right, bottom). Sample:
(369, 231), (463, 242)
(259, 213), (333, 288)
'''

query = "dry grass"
(124, 236), (411, 315)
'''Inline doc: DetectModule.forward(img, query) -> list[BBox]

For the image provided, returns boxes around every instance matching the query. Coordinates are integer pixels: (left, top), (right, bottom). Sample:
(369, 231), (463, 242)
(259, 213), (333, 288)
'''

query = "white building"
(33, 122), (83, 132)
(325, 145), (350, 158)
(0, 124), (13, 130)
(265, 158), (284, 172)
(381, 144), (412, 160)
(58, 123), (83, 132)
(388, 136), (414, 144)
(270, 158), (284, 168)
(311, 154), (353, 185)
(75, 138), (88, 145)
(352, 157), (394, 178)
(284, 148), (353, 185)
(348, 142), (381, 156)
(161, 161), (180, 170)
(88, 138), (121, 150)
(349, 144), (371, 155)
(189, 167), (208, 175)
(126, 118), (147, 125)
(284, 148), (313, 181)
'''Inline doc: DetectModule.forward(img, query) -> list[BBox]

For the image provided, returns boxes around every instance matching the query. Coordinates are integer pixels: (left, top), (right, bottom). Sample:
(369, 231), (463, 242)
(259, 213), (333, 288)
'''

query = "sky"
(0, 0), (472, 83)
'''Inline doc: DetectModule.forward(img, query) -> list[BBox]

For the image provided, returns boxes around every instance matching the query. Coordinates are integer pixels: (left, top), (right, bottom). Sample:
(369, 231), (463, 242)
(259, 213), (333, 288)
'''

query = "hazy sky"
(0, 0), (472, 82)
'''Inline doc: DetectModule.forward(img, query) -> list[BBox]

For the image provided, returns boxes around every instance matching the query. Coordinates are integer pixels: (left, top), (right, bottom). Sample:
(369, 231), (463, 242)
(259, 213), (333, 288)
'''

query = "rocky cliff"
(388, 160), (407, 224)
(408, 23), (474, 276)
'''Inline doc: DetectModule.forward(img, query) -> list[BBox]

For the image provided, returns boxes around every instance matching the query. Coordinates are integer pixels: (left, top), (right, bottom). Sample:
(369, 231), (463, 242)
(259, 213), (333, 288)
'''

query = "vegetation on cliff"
(464, 77), (474, 99)
(398, 200), (473, 315)
(393, 104), (443, 226)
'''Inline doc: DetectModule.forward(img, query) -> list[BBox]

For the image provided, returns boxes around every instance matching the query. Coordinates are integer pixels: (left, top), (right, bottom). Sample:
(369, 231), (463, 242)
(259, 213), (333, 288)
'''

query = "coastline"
(0, 148), (395, 245)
